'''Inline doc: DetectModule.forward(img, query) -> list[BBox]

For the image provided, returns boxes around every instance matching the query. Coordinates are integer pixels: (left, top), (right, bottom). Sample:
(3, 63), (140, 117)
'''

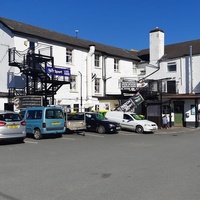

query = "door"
(121, 114), (135, 131)
(174, 101), (184, 127)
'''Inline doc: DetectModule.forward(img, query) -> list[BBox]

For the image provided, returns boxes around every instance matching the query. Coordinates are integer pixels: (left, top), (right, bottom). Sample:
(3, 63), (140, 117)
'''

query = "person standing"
(162, 114), (168, 129)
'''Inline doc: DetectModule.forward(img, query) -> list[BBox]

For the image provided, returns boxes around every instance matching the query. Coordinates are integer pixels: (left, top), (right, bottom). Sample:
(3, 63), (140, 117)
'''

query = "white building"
(0, 17), (200, 128)
(138, 27), (200, 127)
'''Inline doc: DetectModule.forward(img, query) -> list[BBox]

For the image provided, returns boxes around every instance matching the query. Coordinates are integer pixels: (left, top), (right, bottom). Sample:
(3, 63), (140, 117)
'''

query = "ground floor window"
(74, 104), (79, 112)
(163, 105), (170, 114)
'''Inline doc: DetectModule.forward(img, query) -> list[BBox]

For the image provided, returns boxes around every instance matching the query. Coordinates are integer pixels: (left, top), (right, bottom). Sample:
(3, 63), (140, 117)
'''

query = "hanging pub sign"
(116, 92), (144, 112)
(120, 79), (137, 91)
(46, 66), (71, 77)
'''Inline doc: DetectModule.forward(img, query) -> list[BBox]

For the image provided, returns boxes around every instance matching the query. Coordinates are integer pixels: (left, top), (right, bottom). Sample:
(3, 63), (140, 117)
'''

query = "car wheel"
(34, 129), (42, 140)
(135, 125), (144, 134)
(97, 125), (106, 134)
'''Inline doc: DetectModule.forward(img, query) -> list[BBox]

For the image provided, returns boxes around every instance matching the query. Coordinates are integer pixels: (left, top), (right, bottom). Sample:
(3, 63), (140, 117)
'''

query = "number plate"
(52, 122), (60, 125)
(7, 125), (20, 129)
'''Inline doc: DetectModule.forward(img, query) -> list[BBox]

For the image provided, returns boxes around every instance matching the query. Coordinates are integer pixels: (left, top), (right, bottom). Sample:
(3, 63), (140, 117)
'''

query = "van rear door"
(45, 108), (65, 133)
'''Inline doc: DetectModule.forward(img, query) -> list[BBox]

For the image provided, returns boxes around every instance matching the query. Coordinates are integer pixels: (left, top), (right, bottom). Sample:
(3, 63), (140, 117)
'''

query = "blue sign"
(46, 66), (71, 77)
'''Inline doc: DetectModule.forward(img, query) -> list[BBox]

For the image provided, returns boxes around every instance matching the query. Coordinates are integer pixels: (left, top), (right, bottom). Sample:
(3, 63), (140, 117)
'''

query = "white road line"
(85, 133), (104, 138)
(24, 140), (38, 144)
(119, 132), (136, 136)
(61, 137), (76, 140)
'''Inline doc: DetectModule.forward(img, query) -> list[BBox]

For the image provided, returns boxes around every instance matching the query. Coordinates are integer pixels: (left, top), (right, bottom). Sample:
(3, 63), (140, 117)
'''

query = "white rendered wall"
(0, 24), (15, 92)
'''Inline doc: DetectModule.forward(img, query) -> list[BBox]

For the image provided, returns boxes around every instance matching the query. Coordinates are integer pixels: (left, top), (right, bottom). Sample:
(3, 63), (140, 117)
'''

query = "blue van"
(20, 106), (66, 139)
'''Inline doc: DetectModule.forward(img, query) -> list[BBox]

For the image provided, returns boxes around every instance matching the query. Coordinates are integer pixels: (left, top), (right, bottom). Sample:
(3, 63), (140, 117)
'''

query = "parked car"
(0, 110), (26, 143)
(85, 112), (121, 134)
(65, 112), (86, 133)
(105, 111), (158, 133)
(20, 106), (66, 140)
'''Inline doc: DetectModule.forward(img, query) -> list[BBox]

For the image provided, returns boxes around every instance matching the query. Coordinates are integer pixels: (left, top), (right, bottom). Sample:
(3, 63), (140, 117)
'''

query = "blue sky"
(2, 0), (200, 50)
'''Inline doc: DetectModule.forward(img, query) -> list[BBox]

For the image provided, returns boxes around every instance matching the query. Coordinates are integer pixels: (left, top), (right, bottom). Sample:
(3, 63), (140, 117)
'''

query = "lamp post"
(78, 71), (83, 112)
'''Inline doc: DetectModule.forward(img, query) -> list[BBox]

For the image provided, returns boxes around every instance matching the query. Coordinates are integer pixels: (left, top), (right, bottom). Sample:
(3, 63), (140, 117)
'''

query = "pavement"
(155, 126), (200, 134)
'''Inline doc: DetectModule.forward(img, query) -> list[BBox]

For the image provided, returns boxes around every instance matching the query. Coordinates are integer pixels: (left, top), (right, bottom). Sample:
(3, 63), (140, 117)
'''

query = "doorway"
(174, 101), (184, 127)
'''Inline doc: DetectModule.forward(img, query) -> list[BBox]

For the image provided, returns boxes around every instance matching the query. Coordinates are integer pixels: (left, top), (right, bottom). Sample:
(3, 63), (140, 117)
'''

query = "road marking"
(119, 132), (136, 135)
(24, 140), (38, 144)
(61, 137), (76, 140)
(85, 133), (104, 137)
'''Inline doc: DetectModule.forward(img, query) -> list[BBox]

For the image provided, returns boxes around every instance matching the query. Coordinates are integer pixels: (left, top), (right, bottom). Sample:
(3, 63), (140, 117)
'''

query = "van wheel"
(34, 129), (42, 140)
(135, 125), (144, 134)
(97, 125), (106, 134)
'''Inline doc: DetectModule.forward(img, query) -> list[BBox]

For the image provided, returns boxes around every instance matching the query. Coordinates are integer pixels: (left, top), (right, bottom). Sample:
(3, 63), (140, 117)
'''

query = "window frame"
(94, 78), (100, 93)
(66, 48), (73, 64)
(73, 104), (79, 112)
(167, 62), (177, 72)
(114, 58), (120, 72)
(132, 63), (137, 74)
(70, 75), (77, 92)
(94, 54), (100, 68)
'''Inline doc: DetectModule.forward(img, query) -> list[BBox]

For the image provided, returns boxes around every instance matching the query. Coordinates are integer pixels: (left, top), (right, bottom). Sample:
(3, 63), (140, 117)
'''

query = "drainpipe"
(86, 45), (95, 103)
(190, 46), (194, 93)
(138, 60), (160, 83)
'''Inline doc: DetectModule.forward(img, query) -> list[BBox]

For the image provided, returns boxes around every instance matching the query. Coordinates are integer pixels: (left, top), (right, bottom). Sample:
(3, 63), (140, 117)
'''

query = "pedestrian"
(162, 114), (168, 129)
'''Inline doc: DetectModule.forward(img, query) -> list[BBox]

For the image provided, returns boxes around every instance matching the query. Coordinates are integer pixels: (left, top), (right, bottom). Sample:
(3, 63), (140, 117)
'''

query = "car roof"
(0, 110), (17, 114)
(21, 106), (62, 110)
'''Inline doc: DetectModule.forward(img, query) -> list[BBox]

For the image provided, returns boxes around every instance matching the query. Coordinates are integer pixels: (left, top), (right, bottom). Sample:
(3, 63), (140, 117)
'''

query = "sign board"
(14, 96), (42, 109)
(116, 92), (144, 112)
(121, 80), (137, 91)
(46, 66), (71, 77)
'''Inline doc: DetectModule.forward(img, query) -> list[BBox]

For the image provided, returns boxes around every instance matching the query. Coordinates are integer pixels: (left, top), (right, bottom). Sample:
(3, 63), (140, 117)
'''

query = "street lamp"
(78, 71), (83, 112)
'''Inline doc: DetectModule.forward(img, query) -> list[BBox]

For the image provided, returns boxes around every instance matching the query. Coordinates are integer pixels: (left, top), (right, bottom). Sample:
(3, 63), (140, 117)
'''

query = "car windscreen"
(0, 113), (22, 122)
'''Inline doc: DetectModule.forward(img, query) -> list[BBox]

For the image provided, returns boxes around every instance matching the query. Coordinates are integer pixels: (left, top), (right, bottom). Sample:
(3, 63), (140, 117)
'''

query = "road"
(1, 130), (200, 200)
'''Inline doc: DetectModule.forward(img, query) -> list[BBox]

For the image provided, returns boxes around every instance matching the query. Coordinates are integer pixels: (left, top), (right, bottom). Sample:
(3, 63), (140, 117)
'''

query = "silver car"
(0, 110), (26, 143)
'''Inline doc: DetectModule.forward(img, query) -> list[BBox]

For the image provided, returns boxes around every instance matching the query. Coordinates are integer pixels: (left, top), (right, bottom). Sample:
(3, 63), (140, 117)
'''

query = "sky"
(1, 0), (200, 50)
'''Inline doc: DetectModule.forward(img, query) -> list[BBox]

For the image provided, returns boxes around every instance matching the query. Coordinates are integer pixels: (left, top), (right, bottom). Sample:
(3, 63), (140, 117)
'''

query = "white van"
(105, 111), (158, 133)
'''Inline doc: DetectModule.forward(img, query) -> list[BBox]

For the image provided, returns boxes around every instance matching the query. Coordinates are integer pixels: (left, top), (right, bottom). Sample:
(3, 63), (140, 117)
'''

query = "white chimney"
(150, 27), (164, 65)
(85, 45), (95, 107)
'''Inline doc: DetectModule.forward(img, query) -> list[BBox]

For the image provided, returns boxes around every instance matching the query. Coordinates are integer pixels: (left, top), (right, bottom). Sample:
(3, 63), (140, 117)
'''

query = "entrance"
(174, 101), (184, 127)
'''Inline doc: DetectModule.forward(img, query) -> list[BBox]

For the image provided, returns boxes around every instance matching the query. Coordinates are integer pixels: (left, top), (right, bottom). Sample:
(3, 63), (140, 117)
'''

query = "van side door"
(25, 110), (42, 134)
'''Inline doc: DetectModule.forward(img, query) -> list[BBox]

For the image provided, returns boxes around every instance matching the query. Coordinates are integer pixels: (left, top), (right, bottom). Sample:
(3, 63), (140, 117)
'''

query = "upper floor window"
(167, 62), (176, 72)
(66, 48), (73, 63)
(95, 78), (100, 93)
(95, 54), (100, 67)
(133, 63), (137, 74)
(114, 59), (120, 72)
(29, 41), (35, 49)
(70, 75), (77, 92)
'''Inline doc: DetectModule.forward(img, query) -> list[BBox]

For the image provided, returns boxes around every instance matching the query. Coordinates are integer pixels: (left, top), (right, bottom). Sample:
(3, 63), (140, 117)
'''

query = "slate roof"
(1, 16), (200, 63)
(0, 17), (140, 61)
(137, 40), (200, 61)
